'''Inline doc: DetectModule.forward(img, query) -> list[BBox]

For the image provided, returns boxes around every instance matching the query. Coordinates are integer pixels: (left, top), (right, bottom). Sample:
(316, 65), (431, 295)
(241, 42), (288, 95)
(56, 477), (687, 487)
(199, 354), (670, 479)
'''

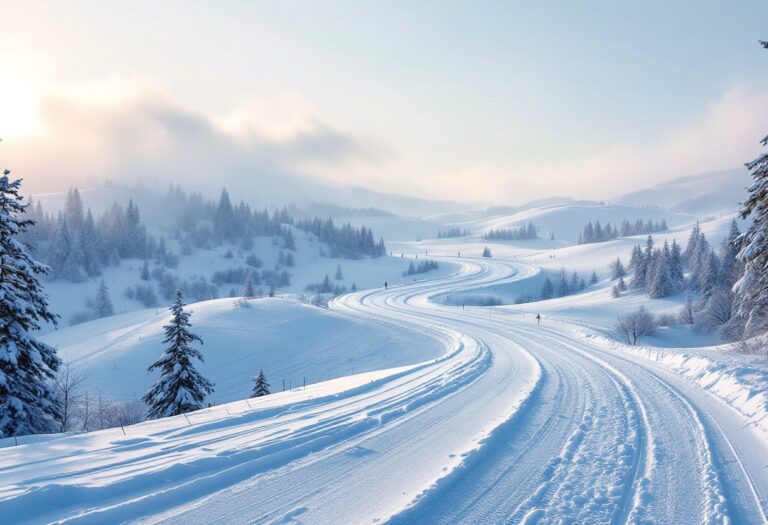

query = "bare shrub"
(615, 306), (656, 345)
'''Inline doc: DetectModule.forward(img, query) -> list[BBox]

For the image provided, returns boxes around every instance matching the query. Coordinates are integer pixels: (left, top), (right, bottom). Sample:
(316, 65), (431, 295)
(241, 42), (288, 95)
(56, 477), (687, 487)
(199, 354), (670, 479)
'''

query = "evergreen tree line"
(403, 260), (439, 276)
(24, 189), (155, 282)
(578, 218), (668, 245)
(295, 217), (386, 258)
(539, 268), (599, 300)
(611, 221), (746, 338)
(483, 222), (537, 241)
(437, 227), (470, 238)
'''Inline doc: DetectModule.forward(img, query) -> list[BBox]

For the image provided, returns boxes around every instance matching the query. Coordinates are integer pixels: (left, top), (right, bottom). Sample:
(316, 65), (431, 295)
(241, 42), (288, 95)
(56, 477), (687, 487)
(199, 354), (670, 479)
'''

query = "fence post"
(184, 414), (191, 426)
(120, 425), (126, 435)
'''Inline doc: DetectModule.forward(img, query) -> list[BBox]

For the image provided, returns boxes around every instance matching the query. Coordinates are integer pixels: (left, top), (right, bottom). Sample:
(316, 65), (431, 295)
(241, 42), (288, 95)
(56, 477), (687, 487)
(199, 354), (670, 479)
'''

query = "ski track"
(1, 257), (767, 524)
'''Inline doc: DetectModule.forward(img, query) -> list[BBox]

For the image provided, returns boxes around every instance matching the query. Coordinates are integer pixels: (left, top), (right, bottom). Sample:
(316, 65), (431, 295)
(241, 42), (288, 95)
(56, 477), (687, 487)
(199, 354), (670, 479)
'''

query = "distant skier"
(385, 281), (388, 289)
(536, 313), (541, 325)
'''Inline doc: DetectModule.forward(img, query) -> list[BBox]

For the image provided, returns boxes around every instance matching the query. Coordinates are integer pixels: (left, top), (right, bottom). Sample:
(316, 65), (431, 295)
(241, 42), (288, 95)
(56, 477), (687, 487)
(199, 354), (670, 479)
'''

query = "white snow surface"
(2, 210), (768, 524)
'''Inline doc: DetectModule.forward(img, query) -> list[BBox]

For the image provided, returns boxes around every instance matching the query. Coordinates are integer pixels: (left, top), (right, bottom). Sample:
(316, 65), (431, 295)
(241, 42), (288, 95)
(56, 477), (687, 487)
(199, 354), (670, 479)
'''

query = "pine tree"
(669, 239), (684, 287)
(648, 249), (673, 299)
(720, 219), (742, 288)
(617, 277), (627, 292)
(482, 246), (492, 258)
(610, 257), (626, 280)
(590, 270), (598, 285)
(540, 277), (554, 299)
(94, 280), (114, 318)
(684, 222), (701, 264)
(140, 260), (151, 281)
(244, 271), (255, 298)
(143, 291), (213, 419)
(556, 269), (570, 297)
(252, 369), (270, 397)
(0, 171), (62, 437)
(335, 264), (343, 281)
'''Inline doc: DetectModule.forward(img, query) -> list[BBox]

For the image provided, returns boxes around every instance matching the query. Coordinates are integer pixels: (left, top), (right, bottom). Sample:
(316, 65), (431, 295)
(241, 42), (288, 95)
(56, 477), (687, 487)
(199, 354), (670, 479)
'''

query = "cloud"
(3, 80), (372, 202)
(521, 87), (768, 201)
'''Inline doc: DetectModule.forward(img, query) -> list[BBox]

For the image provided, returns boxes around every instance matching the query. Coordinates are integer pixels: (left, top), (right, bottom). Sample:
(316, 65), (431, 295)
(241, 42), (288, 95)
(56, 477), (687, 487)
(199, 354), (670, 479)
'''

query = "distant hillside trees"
(538, 268), (597, 301)
(437, 227), (470, 238)
(403, 260), (439, 276)
(296, 217), (385, 258)
(483, 222), (537, 241)
(578, 218), (667, 244)
(618, 221), (746, 338)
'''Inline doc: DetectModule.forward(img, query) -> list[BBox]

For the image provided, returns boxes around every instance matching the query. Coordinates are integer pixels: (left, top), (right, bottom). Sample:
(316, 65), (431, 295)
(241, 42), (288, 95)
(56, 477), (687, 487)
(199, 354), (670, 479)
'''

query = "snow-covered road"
(1, 257), (767, 524)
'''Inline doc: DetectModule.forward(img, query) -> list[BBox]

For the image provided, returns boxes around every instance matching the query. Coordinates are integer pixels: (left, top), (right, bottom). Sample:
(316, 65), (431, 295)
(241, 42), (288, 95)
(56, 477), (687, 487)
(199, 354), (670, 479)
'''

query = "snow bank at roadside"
(582, 329), (768, 440)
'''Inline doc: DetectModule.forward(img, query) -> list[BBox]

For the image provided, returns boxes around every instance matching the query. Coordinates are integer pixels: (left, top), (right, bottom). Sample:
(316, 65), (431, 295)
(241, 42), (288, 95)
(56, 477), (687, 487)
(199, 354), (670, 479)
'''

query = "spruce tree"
(540, 277), (554, 299)
(143, 291), (213, 419)
(482, 246), (492, 258)
(140, 260), (151, 281)
(0, 170), (62, 437)
(94, 280), (114, 318)
(251, 369), (270, 398)
(610, 257), (626, 280)
(244, 271), (256, 298)
(335, 264), (343, 281)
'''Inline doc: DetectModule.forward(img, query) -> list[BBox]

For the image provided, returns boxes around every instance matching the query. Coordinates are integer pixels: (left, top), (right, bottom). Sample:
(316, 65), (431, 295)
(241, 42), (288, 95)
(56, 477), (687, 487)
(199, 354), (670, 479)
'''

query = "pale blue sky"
(2, 1), (767, 202)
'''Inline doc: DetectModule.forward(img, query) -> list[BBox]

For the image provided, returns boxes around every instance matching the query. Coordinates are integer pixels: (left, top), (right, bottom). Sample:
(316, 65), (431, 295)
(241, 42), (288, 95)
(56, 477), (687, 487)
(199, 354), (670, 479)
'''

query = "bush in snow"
(615, 306), (656, 346)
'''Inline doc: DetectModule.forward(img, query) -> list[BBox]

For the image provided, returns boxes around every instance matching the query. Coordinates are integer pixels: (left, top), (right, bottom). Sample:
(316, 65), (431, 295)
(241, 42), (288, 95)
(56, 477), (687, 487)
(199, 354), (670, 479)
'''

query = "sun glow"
(0, 75), (43, 139)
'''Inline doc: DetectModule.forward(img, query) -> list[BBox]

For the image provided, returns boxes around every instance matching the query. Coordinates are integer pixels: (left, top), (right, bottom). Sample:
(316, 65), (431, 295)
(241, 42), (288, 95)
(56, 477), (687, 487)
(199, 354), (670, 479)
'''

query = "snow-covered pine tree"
(569, 271), (579, 293)
(684, 222), (700, 264)
(244, 271), (255, 298)
(556, 269), (570, 297)
(720, 219), (742, 288)
(252, 369), (270, 397)
(94, 280), (114, 318)
(0, 170), (62, 437)
(143, 290), (213, 419)
(648, 248), (673, 299)
(590, 270), (598, 285)
(335, 264), (343, 280)
(610, 257), (626, 280)
(482, 246), (492, 258)
(140, 260), (151, 281)
(617, 276), (627, 292)
(669, 239), (684, 287)
(540, 277), (554, 299)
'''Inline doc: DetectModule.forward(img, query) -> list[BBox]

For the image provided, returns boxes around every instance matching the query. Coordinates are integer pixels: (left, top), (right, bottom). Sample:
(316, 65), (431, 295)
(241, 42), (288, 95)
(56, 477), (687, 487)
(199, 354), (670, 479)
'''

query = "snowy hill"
(42, 297), (441, 405)
(455, 202), (697, 243)
(615, 168), (750, 215)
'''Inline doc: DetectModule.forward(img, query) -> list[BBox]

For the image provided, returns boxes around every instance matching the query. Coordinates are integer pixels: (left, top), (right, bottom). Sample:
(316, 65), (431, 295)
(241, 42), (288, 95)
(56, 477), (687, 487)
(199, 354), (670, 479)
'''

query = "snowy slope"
(2, 251), (767, 524)
(456, 202), (697, 242)
(41, 297), (442, 404)
(43, 231), (457, 332)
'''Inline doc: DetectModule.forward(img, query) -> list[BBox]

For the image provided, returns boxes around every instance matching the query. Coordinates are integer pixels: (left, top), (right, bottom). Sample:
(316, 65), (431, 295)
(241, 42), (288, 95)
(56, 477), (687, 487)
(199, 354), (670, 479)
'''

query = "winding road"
(2, 256), (766, 524)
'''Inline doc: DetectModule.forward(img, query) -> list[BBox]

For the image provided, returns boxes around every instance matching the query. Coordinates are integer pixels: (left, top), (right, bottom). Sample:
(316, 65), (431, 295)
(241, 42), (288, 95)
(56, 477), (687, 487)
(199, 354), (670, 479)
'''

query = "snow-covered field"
(2, 203), (767, 524)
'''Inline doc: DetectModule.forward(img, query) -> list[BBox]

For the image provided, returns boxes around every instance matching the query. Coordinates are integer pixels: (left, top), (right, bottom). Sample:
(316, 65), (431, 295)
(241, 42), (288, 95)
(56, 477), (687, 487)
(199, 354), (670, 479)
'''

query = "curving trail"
(1, 256), (766, 524)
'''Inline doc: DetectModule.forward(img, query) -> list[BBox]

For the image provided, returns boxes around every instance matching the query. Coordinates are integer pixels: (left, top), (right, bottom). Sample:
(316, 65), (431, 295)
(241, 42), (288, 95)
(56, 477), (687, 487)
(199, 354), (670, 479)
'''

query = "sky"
(1, 0), (767, 205)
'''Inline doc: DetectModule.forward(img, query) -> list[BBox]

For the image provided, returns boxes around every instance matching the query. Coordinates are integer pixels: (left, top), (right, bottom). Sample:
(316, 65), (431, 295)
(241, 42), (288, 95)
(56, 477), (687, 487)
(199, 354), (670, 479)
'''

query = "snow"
(37, 297), (443, 404)
(2, 201), (767, 523)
